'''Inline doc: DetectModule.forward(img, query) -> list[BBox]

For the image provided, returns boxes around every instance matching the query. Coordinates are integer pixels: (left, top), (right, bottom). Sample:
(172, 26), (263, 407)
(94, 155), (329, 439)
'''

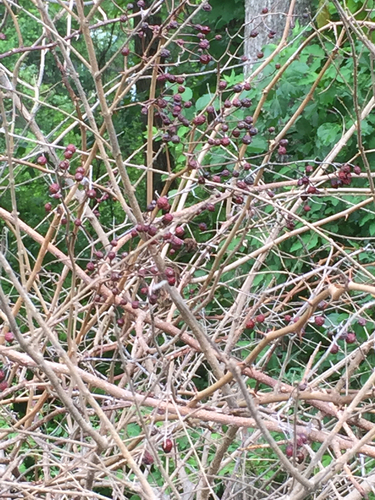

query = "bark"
(244, 0), (311, 71)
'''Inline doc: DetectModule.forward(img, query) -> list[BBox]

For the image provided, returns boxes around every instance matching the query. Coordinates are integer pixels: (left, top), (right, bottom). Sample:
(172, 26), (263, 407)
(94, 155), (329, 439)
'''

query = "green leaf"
(195, 94), (214, 111)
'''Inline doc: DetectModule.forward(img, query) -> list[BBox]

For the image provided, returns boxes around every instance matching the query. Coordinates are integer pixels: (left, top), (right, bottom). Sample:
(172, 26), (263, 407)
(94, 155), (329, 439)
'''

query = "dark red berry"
(0, 370), (5, 382)
(286, 444), (293, 457)
(307, 185), (318, 194)
(162, 213), (173, 224)
(314, 316), (325, 327)
(121, 46), (130, 56)
(107, 251), (116, 260)
(165, 267), (175, 278)
(66, 144), (76, 153)
(218, 80), (227, 91)
(49, 183), (60, 194)
(64, 149), (73, 159)
(44, 202), (52, 212)
(86, 262), (95, 271)
(284, 315), (292, 322)
(245, 319), (255, 329)
(296, 451), (304, 464)
(162, 438), (173, 453)
(59, 160), (70, 170)
(256, 314), (265, 323)
(346, 332), (356, 344)
(193, 115), (206, 126)
(175, 226), (185, 237)
(278, 146), (287, 155)
(330, 343), (339, 354)
(86, 188), (96, 199)
(0, 381), (8, 391)
(157, 196), (169, 209)
(200, 54), (212, 65)
(297, 433), (308, 446)
(142, 450), (154, 465)
(131, 300), (139, 309)
(37, 155), (48, 165)
(4, 331), (14, 343)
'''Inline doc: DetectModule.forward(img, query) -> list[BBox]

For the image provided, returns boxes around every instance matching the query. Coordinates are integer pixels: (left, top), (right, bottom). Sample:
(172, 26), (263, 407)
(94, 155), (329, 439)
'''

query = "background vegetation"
(2, 0), (375, 498)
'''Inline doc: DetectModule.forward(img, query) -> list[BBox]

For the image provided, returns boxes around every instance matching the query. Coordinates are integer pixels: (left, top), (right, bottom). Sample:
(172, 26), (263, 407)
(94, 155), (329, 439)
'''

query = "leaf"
(290, 240), (302, 253)
(317, 0), (330, 28)
(178, 87), (192, 101)
(316, 123), (341, 146)
(195, 94), (214, 111)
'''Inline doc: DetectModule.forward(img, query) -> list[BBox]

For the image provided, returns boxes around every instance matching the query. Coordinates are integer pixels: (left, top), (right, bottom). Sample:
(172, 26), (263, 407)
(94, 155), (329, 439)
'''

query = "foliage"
(1, 0), (375, 499)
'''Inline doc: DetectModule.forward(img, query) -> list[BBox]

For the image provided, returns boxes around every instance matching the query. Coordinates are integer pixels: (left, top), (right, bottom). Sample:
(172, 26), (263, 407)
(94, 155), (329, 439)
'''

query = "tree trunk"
(244, 0), (311, 71)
